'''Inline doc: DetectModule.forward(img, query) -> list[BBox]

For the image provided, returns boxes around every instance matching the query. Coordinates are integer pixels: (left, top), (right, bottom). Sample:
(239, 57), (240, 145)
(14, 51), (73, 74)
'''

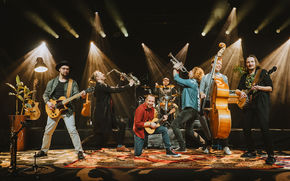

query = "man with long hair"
(237, 55), (276, 165)
(90, 70), (134, 152)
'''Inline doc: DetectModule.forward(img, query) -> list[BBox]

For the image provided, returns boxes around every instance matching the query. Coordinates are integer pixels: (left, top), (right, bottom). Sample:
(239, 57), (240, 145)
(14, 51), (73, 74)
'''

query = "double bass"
(203, 42), (231, 139)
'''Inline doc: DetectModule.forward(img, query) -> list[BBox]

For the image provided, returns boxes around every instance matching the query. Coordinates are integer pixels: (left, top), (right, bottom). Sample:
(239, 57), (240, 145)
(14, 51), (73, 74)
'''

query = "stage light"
(34, 57), (48, 72)
(254, 30), (259, 34)
(105, 0), (129, 37)
(201, 0), (230, 36)
(261, 39), (290, 104)
(24, 11), (59, 39)
(81, 41), (132, 118)
(94, 12), (107, 38)
(51, 10), (79, 38)
(227, 1), (257, 34)
(255, 3), (285, 34)
(277, 18), (290, 33)
(225, 30), (230, 35)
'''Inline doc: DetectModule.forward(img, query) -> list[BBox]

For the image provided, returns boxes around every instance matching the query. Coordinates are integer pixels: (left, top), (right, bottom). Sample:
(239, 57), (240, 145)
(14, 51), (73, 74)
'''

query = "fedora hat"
(55, 61), (71, 71)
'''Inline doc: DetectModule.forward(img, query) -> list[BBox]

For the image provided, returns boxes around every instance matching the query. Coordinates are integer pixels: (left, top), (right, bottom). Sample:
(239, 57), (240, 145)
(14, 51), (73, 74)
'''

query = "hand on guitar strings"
(47, 101), (55, 110)
(162, 115), (168, 121)
(80, 90), (86, 98)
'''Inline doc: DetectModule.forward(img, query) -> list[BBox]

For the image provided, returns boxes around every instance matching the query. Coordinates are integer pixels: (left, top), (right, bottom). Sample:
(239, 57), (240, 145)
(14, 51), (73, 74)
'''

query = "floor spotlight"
(34, 57), (48, 73)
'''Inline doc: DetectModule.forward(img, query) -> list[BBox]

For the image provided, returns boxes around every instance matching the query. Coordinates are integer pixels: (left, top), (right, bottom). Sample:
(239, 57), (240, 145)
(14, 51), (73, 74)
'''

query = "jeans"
(41, 114), (83, 153)
(134, 126), (171, 156)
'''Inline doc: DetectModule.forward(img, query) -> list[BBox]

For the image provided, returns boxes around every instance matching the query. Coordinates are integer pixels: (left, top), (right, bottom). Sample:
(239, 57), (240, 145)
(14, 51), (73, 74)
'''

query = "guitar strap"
(252, 69), (262, 85)
(66, 79), (73, 98)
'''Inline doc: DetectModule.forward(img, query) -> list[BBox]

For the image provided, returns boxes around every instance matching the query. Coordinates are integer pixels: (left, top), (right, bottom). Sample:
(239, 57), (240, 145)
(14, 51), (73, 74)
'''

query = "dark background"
(0, 0), (289, 151)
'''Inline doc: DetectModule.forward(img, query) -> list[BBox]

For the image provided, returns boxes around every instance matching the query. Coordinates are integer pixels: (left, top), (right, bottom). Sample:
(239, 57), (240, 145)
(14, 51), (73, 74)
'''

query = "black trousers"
(171, 107), (208, 148)
(242, 107), (274, 155)
(93, 117), (127, 148)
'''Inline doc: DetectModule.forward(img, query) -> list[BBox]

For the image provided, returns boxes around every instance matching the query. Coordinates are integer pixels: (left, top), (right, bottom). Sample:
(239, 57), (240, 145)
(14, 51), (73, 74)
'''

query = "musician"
(154, 77), (178, 123)
(171, 65), (210, 152)
(133, 94), (180, 156)
(35, 61), (86, 159)
(91, 70), (134, 152)
(199, 58), (232, 155)
(154, 77), (177, 98)
(237, 55), (276, 165)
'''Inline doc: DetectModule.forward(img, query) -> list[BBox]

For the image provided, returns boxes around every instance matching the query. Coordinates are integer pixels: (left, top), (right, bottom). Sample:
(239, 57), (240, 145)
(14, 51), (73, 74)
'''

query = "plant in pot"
(6, 75), (35, 151)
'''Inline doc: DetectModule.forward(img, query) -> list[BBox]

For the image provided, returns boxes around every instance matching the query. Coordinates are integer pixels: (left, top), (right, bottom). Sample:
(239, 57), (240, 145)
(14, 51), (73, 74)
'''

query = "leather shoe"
(116, 145), (130, 152)
(78, 151), (85, 160)
(241, 151), (257, 158)
(265, 155), (276, 165)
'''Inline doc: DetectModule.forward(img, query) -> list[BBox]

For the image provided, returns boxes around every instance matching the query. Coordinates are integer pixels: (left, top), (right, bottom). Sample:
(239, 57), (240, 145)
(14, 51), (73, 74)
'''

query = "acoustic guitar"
(238, 66), (277, 109)
(145, 108), (175, 134)
(25, 79), (41, 120)
(46, 87), (94, 119)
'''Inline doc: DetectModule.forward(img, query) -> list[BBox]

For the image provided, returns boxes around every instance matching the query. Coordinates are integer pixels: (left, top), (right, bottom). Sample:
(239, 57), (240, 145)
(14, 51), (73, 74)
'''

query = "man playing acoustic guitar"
(35, 61), (86, 160)
(133, 94), (180, 157)
(237, 55), (276, 165)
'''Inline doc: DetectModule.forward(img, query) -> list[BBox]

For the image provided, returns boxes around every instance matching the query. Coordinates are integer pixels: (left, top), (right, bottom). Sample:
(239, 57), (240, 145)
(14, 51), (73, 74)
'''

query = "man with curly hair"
(171, 65), (210, 152)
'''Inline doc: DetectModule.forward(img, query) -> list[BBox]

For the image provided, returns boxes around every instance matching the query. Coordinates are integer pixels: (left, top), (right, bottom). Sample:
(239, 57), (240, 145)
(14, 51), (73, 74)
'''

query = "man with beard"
(237, 55), (276, 165)
(35, 61), (86, 160)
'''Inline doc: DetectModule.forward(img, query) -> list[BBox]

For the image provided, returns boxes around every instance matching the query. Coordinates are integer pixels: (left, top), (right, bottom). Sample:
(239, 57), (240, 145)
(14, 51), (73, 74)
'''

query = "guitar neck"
(62, 92), (82, 105)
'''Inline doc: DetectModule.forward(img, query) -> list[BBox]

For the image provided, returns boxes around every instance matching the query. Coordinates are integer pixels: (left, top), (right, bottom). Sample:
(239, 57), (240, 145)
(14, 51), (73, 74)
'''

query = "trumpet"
(107, 69), (140, 86)
(168, 52), (188, 73)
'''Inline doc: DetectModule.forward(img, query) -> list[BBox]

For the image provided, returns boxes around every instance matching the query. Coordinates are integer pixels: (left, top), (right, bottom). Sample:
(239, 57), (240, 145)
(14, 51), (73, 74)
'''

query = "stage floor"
(0, 148), (290, 181)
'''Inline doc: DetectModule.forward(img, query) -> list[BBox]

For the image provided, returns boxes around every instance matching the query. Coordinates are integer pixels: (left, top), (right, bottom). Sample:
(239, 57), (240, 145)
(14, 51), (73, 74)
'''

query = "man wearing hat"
(35, 61), (86, 159)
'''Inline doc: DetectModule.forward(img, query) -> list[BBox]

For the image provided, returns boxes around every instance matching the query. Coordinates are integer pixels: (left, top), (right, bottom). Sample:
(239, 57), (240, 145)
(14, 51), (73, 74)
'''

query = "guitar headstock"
(85, 86), (95, 93)
(268, 66), (277, 75)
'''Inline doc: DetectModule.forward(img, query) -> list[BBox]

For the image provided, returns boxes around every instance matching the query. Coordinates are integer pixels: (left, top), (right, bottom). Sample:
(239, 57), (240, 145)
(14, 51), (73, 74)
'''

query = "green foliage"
(6, 75), (33, 115)
(233, 65), (246, 75)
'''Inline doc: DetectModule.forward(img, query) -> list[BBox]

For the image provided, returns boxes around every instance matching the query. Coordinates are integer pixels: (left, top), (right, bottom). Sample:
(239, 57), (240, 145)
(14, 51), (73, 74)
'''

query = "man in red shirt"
(133, 94), (180, 157)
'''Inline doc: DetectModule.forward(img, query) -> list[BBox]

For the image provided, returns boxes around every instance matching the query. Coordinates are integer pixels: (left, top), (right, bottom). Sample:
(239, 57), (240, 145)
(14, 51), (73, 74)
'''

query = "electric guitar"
(239, 66), (277, 109)
(145, 108), (175, 134)
(81, 93), (91, 117)
(46, 87), (94, 119)
(25, 79), (41, 120)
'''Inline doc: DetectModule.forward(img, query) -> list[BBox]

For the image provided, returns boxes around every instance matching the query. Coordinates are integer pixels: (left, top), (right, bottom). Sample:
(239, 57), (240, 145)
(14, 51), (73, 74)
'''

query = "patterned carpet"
(65, 148), (288, 169)
(1, 149), (290, 181)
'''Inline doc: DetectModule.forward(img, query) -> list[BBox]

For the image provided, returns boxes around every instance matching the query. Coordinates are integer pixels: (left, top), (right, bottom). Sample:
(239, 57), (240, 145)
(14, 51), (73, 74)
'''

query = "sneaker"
(78, 151), (85, 160)
(174, 146), (186, 152)
(223, 146), (232, 155)
(116, 145), (131, 152)
(265, 155), (276, 165)
(34, 150), (47, 157)
(197, 146), (210, 154)
(166, 148), (181, 157)
(241, 151), (257, 158)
